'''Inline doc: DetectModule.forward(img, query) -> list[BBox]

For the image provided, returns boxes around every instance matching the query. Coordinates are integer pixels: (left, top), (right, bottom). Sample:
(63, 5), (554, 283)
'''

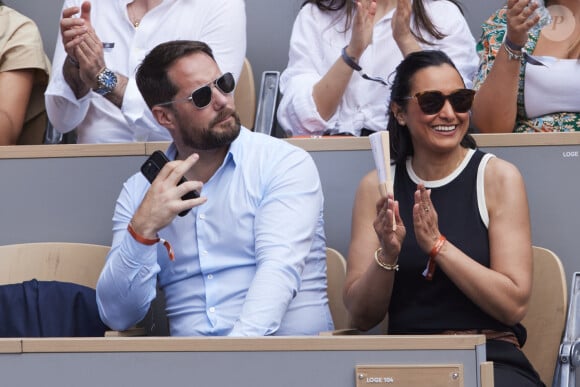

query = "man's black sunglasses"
(156, 72), (236, 109)
(403, 89), (475, 115)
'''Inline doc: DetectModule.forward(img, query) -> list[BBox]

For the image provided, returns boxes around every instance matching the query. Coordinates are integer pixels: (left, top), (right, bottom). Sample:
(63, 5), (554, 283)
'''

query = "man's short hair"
(136, 40), (215, 109)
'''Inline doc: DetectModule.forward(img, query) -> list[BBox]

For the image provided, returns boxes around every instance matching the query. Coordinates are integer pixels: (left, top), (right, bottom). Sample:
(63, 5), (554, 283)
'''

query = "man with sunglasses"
(96, 40), (333, 337)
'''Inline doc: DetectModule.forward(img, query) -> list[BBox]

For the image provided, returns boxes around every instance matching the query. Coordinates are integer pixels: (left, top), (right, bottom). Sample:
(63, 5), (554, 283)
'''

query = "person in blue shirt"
(96, 40), (333, 336)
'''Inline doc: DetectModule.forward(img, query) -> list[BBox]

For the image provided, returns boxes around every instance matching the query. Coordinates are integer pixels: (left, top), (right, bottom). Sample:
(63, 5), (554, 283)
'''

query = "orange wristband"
(424, 235), (446, 280)
(127, 222), (174, 261)
(429, 235), (447, 259)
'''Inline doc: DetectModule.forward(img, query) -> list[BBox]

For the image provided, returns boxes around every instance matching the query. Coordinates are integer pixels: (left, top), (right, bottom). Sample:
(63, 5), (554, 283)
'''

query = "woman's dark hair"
(387, 50), (476, 166)
(303, 0), (464, 43)
(136, 40), (214, 109)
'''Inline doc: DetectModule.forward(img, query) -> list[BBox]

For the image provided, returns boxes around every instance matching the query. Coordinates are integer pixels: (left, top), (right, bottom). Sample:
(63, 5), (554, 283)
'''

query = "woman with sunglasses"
(345, 50), (544, 386)
(276, 0), (478, 137)
(472, 0), (580, 132)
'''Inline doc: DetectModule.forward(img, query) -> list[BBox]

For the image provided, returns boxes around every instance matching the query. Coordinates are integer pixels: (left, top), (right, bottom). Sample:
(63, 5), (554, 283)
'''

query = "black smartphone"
(140, 150), (199, 217)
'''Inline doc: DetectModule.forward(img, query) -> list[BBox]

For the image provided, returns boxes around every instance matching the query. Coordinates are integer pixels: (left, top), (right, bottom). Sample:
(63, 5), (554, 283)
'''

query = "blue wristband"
(504, 37), (523, 52)
(341, 46), (362, 71)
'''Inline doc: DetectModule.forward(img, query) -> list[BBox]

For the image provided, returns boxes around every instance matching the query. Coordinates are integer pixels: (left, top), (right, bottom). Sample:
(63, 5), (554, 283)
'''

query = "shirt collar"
(226, 126), (249, 166)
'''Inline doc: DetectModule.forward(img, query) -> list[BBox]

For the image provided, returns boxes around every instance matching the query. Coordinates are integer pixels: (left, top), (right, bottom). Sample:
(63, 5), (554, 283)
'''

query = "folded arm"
(229, 151), (324, 336)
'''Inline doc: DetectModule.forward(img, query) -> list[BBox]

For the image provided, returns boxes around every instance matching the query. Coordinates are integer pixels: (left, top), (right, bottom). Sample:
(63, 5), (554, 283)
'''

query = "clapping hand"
(60, 1), (108, 90)
(60, 2), (90, 63)
(392, 0), (421, 56)
(506, 0), (541, 47)
(348, 0), (377, 59)
(412, 184), (442, 254)
(374, 194), (406, 260)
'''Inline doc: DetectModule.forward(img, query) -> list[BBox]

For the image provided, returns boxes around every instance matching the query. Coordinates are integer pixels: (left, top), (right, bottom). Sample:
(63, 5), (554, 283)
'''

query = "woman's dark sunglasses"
(404, 89), (475, 115)
(157, 72), (236, 109)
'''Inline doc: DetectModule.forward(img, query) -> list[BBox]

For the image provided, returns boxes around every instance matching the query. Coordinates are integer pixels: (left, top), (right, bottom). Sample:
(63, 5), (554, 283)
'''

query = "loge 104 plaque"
(355, 364), (463, 387)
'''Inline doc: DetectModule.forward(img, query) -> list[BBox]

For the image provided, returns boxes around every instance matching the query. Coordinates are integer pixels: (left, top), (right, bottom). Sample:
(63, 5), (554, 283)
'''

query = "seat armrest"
(253, 71), (280, 136)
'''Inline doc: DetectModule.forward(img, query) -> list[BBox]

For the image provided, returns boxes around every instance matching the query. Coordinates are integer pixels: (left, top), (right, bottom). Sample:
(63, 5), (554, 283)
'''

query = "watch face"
(96, 68), (117, 95)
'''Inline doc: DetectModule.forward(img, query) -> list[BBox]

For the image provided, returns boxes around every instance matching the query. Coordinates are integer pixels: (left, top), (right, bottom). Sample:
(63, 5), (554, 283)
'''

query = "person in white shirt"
(277, 0), (478, 137)
(45, 0), (246, 143)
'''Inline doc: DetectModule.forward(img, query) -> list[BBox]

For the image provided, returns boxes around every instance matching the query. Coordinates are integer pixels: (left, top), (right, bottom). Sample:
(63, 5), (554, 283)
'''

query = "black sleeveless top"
(388, 149), (524, 342)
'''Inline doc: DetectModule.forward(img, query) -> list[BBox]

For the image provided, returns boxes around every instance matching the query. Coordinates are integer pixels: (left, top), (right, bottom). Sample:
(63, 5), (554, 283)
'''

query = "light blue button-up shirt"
(97, 128), (333, 336)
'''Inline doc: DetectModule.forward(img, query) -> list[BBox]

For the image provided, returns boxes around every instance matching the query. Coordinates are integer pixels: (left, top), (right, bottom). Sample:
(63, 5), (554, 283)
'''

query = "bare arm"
(312, 0), (376, 121)
(73, 26), (128, 107)
(59, 3), (90, 99)
(431, 158), (532, 325)
(344, 171), (406, 331)
(471, 0), (539, 133)
(391, 0), (421, 56)
(0, 69), (34, 145)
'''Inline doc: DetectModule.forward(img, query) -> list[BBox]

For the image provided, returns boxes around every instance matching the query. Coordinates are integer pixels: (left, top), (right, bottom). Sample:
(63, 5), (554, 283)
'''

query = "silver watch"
(95, 68), (118, 96)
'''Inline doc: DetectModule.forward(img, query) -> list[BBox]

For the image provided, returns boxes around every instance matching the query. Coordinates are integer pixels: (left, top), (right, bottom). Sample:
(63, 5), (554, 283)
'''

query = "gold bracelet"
(374, 247), (399, 271)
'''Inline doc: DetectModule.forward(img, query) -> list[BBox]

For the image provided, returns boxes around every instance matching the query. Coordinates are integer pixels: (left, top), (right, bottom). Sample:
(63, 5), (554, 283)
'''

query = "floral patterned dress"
(474, 7), (580, 132)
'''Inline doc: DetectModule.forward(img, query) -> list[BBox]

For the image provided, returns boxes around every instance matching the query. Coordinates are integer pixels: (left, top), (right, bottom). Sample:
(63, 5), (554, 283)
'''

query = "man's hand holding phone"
(132, 152), (206, 240)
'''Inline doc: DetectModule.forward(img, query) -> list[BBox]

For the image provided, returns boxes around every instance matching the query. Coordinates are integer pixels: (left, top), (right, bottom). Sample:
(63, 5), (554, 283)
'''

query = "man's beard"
(178, 108), (241, 150)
